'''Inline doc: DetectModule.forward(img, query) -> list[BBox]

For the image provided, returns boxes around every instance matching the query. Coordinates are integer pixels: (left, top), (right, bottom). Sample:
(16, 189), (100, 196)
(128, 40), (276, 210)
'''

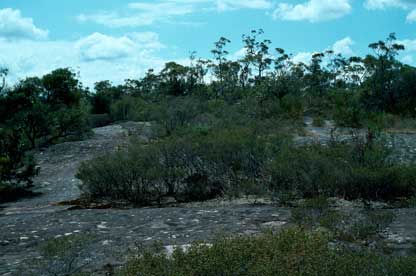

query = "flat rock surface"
(0, 123), (291, 275)
(1, 120), (416, 275)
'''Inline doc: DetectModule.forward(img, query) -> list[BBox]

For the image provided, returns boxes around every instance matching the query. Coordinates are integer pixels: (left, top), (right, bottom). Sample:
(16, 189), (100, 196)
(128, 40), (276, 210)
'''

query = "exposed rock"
(1, 120), (416, 274)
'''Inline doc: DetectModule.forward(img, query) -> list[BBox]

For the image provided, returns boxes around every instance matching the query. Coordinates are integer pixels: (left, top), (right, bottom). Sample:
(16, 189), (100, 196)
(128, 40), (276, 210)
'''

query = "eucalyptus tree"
(0, 67), (8, 93)
(305, 52), (331, 97)
(271, 48), (294, 99)
(160, 62), (189, 96)
(210, 37), (234, 98)
(242, 29), (272, 83)
(365, 33), (405, 112)
(211, 37), (231, 83)
(42, 68), (82, 109)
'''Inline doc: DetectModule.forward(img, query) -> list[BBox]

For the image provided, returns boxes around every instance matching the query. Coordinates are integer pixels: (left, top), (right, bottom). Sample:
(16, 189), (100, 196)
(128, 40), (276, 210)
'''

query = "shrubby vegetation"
(119, 228), (416, 276)
(1, 31), (416, 204)
(75, 31), (416, 205)
(0, 128), (38, 203)
(22, 234), (93, 276)
(77, 126), (416, 205)
(0, 68), (91, 202)
(2, 30), (416, 275)
(269, 138), (416, 201)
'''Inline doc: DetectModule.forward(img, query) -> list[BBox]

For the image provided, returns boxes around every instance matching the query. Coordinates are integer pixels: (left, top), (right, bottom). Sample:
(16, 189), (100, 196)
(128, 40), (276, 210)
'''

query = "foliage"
(76, 126), (277, 205)
(23, 234), (93, 276)
(2, 31), (416, 206)
(110, 95), (145, 121)
(268, 137), (416, 201)
(0, 69), (91, 149)
(119, 228), (416, 276)
(0, 128), (39, 203)
(291, 197), (395, 242)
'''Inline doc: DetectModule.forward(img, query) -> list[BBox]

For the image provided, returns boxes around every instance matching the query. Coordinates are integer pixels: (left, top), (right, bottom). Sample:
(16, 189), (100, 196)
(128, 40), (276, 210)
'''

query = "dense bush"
(0, 128), (39, 203)
(88, 113), (112, 128)
(78, 125), (416, 205)
(268, 139), (416, 201)
(0, 69), (91, 149)
(119, 228), (416, 276)
(110, 96), (145, 122)
(291, 197), (395, 242)
(76, 127), (275, 205)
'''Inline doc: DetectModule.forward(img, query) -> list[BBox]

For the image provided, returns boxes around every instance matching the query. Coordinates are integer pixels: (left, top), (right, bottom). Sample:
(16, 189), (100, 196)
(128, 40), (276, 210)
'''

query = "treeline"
(0, 69), (90, 202)
(1, 31), (416, 203)
(77, 32), (416, 205)
(88, 31), (415, 122)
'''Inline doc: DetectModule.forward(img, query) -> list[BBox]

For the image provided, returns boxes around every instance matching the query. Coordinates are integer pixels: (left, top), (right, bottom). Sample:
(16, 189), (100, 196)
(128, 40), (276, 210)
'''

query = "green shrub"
(119, 228), (416, 276)
(280, 94), (304, 121)
(24, 234), (93, 276)
(268, 139), (416, 201)
(312, 116), (325, 127)
(88, 113), (112, 128)
(333, 92), (365, 128)
(52, 106), (90, 142)
(110, 96), (145, 121)
(78, 125), (416, 205)
(77, 127), (272, 205)
(0, 128), (39, 203)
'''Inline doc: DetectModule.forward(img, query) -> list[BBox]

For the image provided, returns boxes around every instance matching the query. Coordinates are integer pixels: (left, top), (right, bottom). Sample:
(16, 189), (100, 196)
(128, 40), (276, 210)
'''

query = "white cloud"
(397, 38), (416, 65)
(77, 0), (273, 27)
(0, 8), (48, 40)
(291, 37), (355, 65)
(292, 52), (312, 64)
(401, 54), (414, 64)
(75, 32), (165, 62)
(215, 0), (272, 11)
(76, 33), (136, 61)
(77, 2), (195, 27)
(364, 0), (407, 10)
(407, 8), (416, 21)
(229, 48), (247, 60)
(272, 0), (352, 22)
(364, 0), (416, 22)
(398, 38), (416, 51)
(332, 36), (355, 56)
(0, 32), (169, 88)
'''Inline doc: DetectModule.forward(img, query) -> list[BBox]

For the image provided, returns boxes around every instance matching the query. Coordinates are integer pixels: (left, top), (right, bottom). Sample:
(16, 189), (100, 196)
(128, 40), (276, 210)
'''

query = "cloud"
(77, 2), (195, 27)
(364, 0), (416, 22)
(0, 32), (169, 88)
(364, 0), (407, 10)
(397, 38), (416, 65)
(398, 38), (416, 51)
(272, 0), (352, 22)
(332, 36), (355, 56)
(292, 52), (313, 64)
(291, 37), (355, 65)
(77, 0), (273, 27)
(76, 32), (165, 62)
(215, 0), (272, 11)
(0, 8), (48, 40)
(401, 54), (414, 64)
(407, 8), (416, 21)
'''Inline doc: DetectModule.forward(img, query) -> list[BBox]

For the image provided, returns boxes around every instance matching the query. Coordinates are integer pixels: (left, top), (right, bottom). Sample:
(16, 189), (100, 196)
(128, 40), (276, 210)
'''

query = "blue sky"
(0, 0), (415, 88)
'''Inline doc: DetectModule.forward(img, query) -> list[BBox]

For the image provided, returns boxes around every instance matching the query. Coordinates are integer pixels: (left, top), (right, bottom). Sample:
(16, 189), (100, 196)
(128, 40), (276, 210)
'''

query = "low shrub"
(312, 116), (325, 127)
(0, 128), (39, 203)
(78, 126), (416, 205)
(88, 113), (112, 128)
(268, 138), (416, 201)
(23, 234), (93, 276)
(290, 198), (395, 242)
(119, 228), (416, 276)
(110, 96), (145, 122)
(76, 127), (272, 205)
